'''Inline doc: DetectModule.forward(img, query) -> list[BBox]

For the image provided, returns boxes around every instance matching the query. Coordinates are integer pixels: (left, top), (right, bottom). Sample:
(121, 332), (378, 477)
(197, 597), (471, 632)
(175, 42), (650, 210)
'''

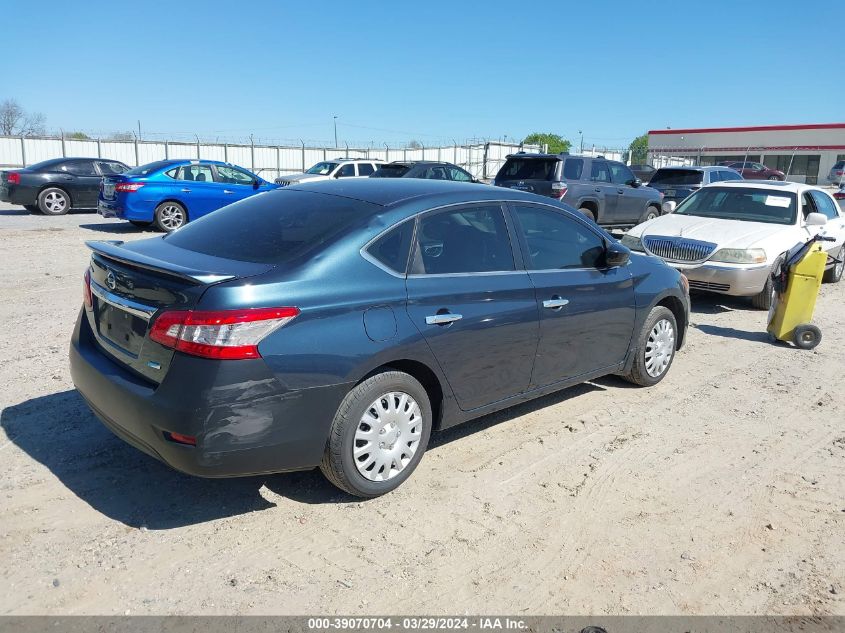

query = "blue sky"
(5, 0), (841, 149)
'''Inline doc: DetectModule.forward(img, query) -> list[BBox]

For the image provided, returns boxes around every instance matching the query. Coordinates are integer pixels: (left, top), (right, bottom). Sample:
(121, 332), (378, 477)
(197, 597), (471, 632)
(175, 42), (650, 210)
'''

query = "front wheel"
(822, 245), (844, 283)
(320, 371), (432, 497)
(621, 306), (678, 387)
(578, 207), (596, 222)
(38, 188), (70, 215)
(154, 202), (187, 232)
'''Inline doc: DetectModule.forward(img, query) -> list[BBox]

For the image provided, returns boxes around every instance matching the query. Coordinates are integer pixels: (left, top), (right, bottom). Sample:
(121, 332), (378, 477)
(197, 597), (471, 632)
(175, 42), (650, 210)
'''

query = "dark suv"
(493, 153), (663, 227)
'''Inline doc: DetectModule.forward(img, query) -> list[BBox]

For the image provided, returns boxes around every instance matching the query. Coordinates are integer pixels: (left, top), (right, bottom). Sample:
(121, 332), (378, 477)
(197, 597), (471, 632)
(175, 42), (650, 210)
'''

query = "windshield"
(305, 161), (339, 175)
(164, 190), (379, 265)
(675, 186), (797, 225)
(649, 169), (703, 186)
(497, 158), (557, 181)
(124, 160), (174, 176)
(372, 164), (411, 178)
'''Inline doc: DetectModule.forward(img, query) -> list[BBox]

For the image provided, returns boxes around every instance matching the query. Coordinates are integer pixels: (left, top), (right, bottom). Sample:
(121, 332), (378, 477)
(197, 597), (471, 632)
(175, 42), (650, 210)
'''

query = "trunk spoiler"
(85, 240), (273, 284)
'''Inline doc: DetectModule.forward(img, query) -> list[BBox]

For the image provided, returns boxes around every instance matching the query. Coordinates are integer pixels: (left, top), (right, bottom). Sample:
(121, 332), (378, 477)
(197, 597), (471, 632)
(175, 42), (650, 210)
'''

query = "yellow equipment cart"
(767, 234), (838, 350)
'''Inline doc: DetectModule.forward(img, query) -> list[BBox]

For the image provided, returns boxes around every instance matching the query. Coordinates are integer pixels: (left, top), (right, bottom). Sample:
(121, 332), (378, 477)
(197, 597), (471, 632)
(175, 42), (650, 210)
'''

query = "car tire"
(578, 207), (596, 222)
(129, 220), (152, 228)
(640, 205), (660, 223)
(320, 370), (432, 498)
(37, 188), (71, 215)
(751, 256), (783, 310)
(621, 305), (677, 387)
(154, 202), (187, 232)
(822, 245), (844, 283)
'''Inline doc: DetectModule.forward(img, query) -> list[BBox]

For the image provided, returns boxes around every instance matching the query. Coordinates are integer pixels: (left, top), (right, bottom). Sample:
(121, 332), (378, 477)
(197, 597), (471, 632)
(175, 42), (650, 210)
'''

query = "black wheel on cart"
(793, 324), (821, 350)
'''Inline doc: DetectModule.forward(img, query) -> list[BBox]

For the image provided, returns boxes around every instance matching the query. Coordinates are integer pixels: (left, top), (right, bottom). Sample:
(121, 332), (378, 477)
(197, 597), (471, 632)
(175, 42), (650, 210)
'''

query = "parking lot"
(0, 202), (843, 616)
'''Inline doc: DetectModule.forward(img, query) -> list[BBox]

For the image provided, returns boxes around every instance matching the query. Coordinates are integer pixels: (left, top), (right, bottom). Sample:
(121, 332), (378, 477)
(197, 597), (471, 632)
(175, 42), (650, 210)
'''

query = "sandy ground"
(0, 202), (843, 616)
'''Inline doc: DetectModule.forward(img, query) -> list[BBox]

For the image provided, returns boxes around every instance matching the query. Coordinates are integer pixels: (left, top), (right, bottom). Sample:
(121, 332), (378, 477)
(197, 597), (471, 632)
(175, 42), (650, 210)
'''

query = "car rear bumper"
(0, 184), (36, 206)
(669, 262), (770, 296)
(69, 309), (350, 477)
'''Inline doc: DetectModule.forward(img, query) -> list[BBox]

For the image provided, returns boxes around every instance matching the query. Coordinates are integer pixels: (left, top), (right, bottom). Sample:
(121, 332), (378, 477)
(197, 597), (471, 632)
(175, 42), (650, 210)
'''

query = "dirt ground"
(0, 202), (843, 616)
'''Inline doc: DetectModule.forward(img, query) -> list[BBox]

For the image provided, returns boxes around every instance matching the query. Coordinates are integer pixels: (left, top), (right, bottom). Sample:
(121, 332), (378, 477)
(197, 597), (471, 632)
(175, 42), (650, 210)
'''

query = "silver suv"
(275, 158), (385, 186)
(493, 153), (663, 227)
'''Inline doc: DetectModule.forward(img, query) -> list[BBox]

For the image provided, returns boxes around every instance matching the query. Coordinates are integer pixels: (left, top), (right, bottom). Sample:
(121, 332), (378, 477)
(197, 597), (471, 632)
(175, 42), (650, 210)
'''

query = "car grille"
(688, 280), (730, 292)
(643, 236), (717, 263)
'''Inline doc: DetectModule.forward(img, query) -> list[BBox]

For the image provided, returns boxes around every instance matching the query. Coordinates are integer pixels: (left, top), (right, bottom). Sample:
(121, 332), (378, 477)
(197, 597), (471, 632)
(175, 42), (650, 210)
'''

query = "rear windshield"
(163, 190), (379, 265)
(497, 158), (558, 181)
(25, 158), (66, 171)
(649, 169), (704, 186)
(675, 186), (797, 225)
(372, 164), (411, 178)
(124, 161), (173, 176)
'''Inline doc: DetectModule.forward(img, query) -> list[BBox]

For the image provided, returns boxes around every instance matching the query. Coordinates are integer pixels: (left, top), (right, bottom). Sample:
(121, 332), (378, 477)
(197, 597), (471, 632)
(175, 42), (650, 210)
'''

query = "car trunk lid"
(86, 239), (274, 384)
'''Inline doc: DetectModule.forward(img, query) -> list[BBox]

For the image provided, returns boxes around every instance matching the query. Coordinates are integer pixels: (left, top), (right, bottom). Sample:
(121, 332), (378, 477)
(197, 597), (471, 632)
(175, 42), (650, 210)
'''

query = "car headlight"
(709, 248), (767, 264)
(620, 234), (644, 252)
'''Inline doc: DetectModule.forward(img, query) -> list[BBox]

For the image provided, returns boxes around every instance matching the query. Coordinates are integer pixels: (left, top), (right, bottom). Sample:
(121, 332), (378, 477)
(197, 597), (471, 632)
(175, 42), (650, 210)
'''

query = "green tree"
(522, 133), (571, 154)
(67, 131), (90, 140)
(628, 134), (649, 164)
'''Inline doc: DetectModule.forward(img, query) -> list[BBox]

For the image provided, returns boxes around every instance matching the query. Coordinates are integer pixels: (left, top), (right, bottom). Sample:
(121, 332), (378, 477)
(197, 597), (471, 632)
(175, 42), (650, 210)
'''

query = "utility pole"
(333, 116), (338, 149)
(137, 120), (141, 141)
(579, 130), (584, 154)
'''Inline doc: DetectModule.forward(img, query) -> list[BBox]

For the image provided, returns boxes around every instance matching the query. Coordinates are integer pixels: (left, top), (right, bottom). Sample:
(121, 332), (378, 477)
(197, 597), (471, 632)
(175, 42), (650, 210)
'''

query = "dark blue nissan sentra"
(70, 179), (689, 497)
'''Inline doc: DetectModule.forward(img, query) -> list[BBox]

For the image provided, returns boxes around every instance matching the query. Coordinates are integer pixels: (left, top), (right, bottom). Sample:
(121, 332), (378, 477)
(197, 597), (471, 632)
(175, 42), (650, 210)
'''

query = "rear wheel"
(38, 188), (70, 215)
(822, 245), (844, 283)
(320, 371), (432, 497)
(621, 306), (677, 387)
(640, 205), (660, 223)
(578, 207), (596, 222)
(768, 175), (780, 181)
(793, 324), (821, 350)
(154, 202), (187, 232)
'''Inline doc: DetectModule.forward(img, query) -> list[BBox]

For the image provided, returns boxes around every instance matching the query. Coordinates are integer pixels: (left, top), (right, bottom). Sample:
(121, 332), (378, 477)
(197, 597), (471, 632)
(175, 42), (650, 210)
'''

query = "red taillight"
(149, 307), (300, 360)
(164, 431), (197, 446)
(83, 268), (93, 309)
(115, 182), (145, 192)
(550, 181), (568, 200)
(7, 172), (20, 185)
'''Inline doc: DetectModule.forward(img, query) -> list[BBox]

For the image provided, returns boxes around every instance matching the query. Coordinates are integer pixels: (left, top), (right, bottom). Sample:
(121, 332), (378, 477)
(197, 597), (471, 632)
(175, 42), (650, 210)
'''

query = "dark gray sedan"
(70, 179), (689, 497)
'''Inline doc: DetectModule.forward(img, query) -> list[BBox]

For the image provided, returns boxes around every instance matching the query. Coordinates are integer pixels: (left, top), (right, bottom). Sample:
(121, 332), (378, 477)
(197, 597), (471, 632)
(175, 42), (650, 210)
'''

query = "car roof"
(385, 161), (455, 167)
(655, 165), (725, 171)
(282, 177), (545, 207)
(704, 180), (816, 194)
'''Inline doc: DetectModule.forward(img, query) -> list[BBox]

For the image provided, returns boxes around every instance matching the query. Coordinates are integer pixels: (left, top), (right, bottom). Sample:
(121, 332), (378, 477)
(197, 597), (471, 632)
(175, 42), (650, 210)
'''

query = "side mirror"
(662, 201), (677, 214)
(629, 178), (642, 188)
(805, 212), (827, 226)
(605, 241), (631, 268)
(252, 179), (260, 189)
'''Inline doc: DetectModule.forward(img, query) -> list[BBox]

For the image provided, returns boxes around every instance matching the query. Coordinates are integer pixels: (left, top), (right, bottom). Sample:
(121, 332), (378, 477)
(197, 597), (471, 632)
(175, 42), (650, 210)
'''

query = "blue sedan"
(71, 179), (689, 497)
(98, 159), (277, 231)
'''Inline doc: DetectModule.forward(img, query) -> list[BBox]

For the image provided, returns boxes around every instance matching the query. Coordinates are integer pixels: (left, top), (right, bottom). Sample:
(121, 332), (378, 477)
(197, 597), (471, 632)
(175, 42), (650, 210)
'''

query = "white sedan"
(620, 181), (845, 309)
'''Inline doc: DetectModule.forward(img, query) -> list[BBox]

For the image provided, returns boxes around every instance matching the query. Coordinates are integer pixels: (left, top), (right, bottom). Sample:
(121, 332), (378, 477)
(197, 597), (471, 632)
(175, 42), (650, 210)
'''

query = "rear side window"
(366, 219), (414, 273)
(412, 205), (514, 274)
(708, 171), (722, 183)
(64, 160), (98, 176)
(720, 170), (742, 181)
(497, 158), (558, 181)
(372, 164), (410, 178)
(357, 163), (375, 176)
(97, 161), (127, 175)
(562, 158), (584, 180)
(650, 169), (704, 186)
(164, 190), (379, 265)
(337, 164), (356, 178)
(590, 161), (610, 183)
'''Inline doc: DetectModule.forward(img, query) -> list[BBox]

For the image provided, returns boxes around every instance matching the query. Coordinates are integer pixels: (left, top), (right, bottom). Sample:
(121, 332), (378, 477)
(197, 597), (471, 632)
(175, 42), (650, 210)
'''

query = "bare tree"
(106, 131), (134, 141)
(0, 99), (46, 136)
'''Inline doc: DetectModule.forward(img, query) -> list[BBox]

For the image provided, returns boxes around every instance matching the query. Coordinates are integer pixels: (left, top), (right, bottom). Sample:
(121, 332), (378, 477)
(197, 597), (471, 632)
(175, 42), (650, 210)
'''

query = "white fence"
(0, 136), (540, 181)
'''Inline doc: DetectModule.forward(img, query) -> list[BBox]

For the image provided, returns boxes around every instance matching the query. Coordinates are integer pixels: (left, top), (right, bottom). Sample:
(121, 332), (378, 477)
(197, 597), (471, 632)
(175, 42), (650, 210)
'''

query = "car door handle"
(425, 313), (463, 325)
(181, 188), (191, 193)
(617, 189), (625, 194)
(223, 189), (234, 194)
(542, 298), (570, 309)
(594, 187), (601, 193)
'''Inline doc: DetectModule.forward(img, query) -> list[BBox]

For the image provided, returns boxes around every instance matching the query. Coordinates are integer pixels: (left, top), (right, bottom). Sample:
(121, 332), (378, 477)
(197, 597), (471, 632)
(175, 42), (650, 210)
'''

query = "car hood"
(630, 213), (803, 254)
(277, 173), (327, 183)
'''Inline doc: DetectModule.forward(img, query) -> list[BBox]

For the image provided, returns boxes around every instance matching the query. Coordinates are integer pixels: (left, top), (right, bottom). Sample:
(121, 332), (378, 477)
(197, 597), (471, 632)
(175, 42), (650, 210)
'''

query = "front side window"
(609, 163), (635, 185)
(675, 187), (797, 225)
(357, 163), (375, 176)
(216, 165), (255, 185)
(590, 161), (610, 183)
(448, 167), (472, 182)
(512, 205), (606, 270)
(412, 205), (514, 274)
(337, 164), (356, 178)
(720, 170), (742, 181)
(708, 171), (722, 183)
(421, 165), (449, 180)
(809, 191), (839, 220)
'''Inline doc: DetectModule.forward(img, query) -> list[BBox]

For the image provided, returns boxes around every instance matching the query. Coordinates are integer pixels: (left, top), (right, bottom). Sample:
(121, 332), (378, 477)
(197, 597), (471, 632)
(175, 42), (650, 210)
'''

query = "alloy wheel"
(353, 391), (423, 482)
(44, 191), (66, 213)
(159, 205), (185, 230)
(644, 318), (675, 378)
